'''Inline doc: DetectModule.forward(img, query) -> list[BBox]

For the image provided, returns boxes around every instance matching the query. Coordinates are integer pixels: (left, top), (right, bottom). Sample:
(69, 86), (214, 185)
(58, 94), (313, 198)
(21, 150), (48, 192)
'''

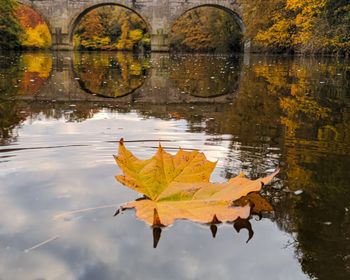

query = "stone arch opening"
(175, 4), (245, 32)
(14, 1), (53, 48)
(170, 4), (245, 53)
(69, 3), (151, 50)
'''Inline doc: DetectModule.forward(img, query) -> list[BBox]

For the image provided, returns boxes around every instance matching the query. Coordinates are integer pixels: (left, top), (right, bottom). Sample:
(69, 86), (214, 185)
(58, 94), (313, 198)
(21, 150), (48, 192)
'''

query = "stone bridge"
(18, 0), (245, 51)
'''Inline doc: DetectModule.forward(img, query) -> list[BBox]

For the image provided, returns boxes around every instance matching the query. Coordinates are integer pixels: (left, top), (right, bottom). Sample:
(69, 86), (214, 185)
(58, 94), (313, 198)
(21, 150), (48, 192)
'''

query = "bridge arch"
(170, 3), (245, 34)
(68, 1), (152, 43)
(169, 3), (245, 52)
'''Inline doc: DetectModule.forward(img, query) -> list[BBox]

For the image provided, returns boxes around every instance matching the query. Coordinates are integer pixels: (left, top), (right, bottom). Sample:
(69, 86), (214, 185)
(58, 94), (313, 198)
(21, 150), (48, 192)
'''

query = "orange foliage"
(14, 4), (51, 49)
(15, 4), (45, 28)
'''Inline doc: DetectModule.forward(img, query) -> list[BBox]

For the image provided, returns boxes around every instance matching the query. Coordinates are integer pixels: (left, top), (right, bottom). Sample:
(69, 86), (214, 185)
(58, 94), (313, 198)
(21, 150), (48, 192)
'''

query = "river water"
(0, 52), (349, 280)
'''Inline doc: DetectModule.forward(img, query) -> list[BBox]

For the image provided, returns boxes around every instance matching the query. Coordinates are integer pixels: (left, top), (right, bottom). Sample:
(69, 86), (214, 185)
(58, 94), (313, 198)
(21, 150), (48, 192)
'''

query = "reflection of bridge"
(17, 52), (241, 104)
(18, 0), (245, 51)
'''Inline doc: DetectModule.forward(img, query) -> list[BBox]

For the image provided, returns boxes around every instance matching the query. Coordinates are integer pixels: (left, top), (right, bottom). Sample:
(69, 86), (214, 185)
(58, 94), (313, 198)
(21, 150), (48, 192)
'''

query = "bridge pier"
(51, 29), (73, 51)
(151, 30), (170, 52)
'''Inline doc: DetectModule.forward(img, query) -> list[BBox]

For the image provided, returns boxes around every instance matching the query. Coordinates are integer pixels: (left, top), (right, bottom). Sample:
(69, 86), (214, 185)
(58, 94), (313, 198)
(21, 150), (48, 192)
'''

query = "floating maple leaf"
(114, 139), (278, 229)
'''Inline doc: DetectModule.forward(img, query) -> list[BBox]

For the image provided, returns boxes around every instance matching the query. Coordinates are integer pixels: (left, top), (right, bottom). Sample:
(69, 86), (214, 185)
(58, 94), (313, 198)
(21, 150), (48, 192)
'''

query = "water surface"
(0, 52), (349, 280)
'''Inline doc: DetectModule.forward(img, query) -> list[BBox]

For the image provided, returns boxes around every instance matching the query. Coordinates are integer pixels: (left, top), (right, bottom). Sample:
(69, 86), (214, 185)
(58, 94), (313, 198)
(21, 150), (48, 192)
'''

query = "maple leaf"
(115, 139), (278, 227)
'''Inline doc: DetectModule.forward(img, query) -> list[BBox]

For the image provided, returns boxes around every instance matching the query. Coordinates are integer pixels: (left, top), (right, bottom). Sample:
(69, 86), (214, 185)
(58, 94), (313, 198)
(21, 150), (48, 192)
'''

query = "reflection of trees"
(0, 52), (52, 97)
(250, 57), (350, 280)
(254, 62), (330, 137)
(281, 108), (350, 279)
(169, 55), (242, 97)
(169, 62), (283, 177)
(0, 53), (52, 144)
(0, 100), (104, 144)
(19, 53), (52, 95)
(0, 100), (25, 144)
(254, 57), (350, 190)
(131, 56), (350, 279)
(291, 156), (350, 280)
(73, 52), (150, 98)
(0, 53), (21, 98)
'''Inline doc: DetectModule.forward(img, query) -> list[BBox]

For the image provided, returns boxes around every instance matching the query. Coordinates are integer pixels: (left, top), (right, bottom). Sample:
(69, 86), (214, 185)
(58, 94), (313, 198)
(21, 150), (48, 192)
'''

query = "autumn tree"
(255, 0), (327, 52)
(321, 0), (350, 54)
(239, 0), (350, 54)
(74, 9), (108, 49)
(0, 0), (23, 49)
(170, 7), (243, 53)
(0, 2), (51, 49)
(74, 6), (149, 51)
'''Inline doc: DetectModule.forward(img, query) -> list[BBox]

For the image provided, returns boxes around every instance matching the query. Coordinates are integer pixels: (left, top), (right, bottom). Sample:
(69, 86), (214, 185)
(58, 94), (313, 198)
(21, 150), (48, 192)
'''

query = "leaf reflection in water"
(125, 192), (273, 248)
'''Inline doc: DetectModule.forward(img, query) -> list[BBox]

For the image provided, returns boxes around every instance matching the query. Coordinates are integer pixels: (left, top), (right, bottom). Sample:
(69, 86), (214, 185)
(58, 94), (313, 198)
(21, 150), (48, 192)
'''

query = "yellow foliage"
(21, 23), (51, 49)
(22, 53), (52, 78)
(129, 63), (142, 75)
(256, 18), (294, 48)
(116, 39), (134, 51)
(73, 34), (81, 50)
(120, 20), (129, 40)
(252, 61), (331, 136)
(129, 29), (143, 43)
(250, 0), (333, 52)
(93, 36), (110, 46)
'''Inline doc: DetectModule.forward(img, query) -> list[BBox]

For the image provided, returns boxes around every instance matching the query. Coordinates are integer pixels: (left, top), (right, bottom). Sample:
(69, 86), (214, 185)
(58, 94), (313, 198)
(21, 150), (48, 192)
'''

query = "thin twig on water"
(53, 204), (120, 220)
(24, 236), (60, 253)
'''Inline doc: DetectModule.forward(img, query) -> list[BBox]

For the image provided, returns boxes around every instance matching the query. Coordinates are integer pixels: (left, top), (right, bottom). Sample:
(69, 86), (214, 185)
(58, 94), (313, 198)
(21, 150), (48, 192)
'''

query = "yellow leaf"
(115, 139), (217, 200)
(115, 139), (278, 226)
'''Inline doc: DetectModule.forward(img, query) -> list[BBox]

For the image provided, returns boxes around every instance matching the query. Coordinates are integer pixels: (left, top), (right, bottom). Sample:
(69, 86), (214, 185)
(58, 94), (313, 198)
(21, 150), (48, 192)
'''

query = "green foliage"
(170, 7), (243, 53)
(74, 6), (149, 51)
(0, 0), (23, 49)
